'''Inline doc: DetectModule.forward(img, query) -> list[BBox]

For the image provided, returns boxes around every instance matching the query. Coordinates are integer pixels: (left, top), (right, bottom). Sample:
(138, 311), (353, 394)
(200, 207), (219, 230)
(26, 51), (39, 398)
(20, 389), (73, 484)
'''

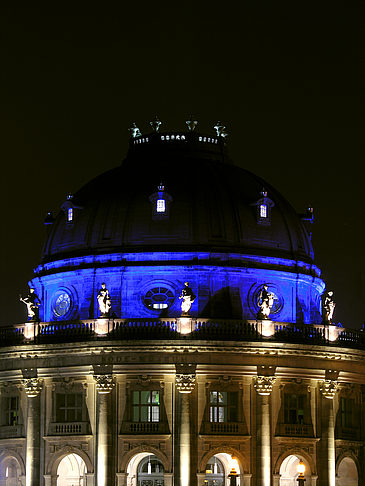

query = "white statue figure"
(257, 284), (274, 319)
(179, 282), (196, 316)
(323, 290), (336, 324)
(97, 283), (111, 318)
(20, 287), (41, 321)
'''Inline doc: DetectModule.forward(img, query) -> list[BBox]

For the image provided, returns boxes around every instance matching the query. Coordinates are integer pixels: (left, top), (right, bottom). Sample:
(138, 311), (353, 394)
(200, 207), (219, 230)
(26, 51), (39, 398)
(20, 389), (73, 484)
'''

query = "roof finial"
(150, 116), (162, 132)
(214, 121), (228, 138)
(128, 122), (142, 138)
(186, 115), (198, 131)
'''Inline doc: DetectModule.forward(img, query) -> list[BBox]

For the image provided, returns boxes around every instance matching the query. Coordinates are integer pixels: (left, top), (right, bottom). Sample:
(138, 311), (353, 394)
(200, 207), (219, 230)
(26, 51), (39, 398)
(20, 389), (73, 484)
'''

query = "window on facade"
(340, 397), (355, 428)
(284, 393), (305, 424)
(133, 390), (160, 422)
(209, 391), (238, 423)
(5, 396), (19, 426)
(260, 204), (267, 218)
(67, 207), (73, 222)
(156, 199), (166, 213)
(56, 393), (83, 422)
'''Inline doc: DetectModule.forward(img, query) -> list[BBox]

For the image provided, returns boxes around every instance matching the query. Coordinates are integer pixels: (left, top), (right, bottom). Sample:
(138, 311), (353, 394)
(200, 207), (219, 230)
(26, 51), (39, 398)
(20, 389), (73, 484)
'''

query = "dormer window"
(252, 189), (274, 226)
(61, 194), (82, 227)
(149, 183), (172, 221)
(260, 204), (267, 219)
(156, 198), (166, 213)
(67, 208), (73, 222)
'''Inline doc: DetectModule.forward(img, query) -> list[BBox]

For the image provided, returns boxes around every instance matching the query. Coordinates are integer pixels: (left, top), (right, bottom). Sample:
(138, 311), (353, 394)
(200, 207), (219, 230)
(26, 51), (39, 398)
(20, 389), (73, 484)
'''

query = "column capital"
(94, 374), (115, 394)
(175, 363), (196, 394)
(22, 377), (43, 397)
(320, 379), (338, 399)
(254, 375), (276, 396)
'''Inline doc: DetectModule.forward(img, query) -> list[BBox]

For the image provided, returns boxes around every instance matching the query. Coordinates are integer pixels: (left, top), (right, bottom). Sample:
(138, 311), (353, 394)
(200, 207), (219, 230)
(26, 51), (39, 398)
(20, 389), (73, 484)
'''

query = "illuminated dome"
(33, 127), (324, 323)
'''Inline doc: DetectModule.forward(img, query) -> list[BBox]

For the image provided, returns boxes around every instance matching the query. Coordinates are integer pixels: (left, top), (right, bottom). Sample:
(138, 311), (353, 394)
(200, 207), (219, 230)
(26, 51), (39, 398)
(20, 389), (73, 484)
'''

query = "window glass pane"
(133, 405), (139, 422)
(133, 391), (139, 404)
(151, 391), (160, 404)
(141, 391), (150, 404)
(140, 406), (149, 422)
(151, 406), (160, 422)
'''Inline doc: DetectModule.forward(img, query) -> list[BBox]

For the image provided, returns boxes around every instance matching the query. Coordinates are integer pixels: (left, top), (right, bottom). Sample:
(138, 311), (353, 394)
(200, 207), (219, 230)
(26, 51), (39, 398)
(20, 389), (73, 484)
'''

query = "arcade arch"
(0, 453), (25, 486)
(126, 452), (171, 486)
(279, 454), (311, 486)
(336, 456), (358, 486)
(201, 453), (242, 486)
(56, 453), (87, 486)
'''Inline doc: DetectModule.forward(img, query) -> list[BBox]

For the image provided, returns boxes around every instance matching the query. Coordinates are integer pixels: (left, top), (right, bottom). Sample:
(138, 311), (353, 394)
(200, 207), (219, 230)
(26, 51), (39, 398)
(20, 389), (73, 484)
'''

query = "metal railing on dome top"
(0, 318), (365, 349)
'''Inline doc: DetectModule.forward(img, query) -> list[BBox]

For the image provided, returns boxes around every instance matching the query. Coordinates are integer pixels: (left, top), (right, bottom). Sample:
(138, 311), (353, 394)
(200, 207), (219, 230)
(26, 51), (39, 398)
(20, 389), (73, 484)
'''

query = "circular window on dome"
(52, 290), (72, 318)
(248, 283), (284, 318)
(143, 286), (175, 310)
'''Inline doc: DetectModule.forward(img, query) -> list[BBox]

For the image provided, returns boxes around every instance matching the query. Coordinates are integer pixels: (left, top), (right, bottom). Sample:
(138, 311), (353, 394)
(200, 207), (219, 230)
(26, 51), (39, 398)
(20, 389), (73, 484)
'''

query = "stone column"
(22, 377), (43, 486)
(175, 364), (196, 486)
(94, 372), (115, 486)
(254, 374), (275, 486)
(319, 376), (338, 486)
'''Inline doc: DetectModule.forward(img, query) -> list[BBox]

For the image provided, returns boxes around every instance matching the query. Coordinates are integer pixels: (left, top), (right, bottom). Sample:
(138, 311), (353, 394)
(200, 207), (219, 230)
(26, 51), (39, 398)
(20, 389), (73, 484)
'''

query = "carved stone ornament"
(254, 375), (276, 396)
(94, 374), (115, 394)
(320, 380), (339, 399)
(22, 377), (43, 397)
(175, 374), (196, 394)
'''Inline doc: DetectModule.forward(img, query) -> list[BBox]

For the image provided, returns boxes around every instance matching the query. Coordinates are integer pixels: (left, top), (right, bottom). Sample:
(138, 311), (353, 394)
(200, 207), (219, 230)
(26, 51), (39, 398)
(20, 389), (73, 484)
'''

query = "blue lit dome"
(33, 130), (324, 323)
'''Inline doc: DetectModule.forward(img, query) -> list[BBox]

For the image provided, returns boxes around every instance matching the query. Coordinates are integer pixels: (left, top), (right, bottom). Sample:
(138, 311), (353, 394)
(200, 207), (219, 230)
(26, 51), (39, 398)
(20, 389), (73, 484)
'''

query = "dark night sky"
(1, 3), (365, 328)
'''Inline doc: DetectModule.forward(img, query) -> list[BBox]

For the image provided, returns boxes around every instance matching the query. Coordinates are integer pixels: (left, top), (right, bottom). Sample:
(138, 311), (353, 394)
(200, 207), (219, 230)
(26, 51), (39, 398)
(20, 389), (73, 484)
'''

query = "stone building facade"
(0, 124), (363, 485)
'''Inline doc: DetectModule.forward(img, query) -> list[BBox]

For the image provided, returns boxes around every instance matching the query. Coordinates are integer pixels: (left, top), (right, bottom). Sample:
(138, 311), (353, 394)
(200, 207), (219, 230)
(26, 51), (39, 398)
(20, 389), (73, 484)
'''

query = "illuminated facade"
(0, 123), (364, 486)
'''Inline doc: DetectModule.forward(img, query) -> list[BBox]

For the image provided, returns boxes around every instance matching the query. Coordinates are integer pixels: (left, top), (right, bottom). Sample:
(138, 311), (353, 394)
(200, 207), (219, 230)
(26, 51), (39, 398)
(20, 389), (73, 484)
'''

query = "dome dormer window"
(259, 204), (268, 219)
(252, 189), (274, 226)
(149, 183), (172, 221)
(67, 207), (73, 222)
(61, 194), (82, 227)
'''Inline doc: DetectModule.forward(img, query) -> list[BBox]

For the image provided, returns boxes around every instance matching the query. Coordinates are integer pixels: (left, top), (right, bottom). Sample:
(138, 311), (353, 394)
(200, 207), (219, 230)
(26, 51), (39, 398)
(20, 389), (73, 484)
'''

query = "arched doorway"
(337, 456), (358, 486)
(204, 454), (241, 486)
(57, 453), (87, 486)
(279, 455), (310, 486)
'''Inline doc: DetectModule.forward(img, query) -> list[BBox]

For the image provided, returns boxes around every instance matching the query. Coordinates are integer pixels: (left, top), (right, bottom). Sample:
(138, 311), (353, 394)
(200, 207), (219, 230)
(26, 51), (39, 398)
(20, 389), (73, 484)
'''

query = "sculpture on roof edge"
(20, 287), (41, 321)
(323, 290), (336, 324)
(97, 282), (111, 318)
(150, 116), (162, 132)
(179, 282), (196, 316)
(257, 284), (274, 319)
(129, 122), (142, 138)
(186, 116), (198, 131)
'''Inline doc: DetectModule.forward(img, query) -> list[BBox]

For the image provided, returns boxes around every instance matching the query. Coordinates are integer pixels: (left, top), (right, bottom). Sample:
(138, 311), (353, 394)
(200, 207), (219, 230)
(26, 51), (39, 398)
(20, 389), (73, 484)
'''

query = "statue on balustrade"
(97, 282), (111, 318)
(179, 282), (196, 316)
(20, 287), (41, 321)
(323, 290), (336, 324)
(257, 284), (274, 319)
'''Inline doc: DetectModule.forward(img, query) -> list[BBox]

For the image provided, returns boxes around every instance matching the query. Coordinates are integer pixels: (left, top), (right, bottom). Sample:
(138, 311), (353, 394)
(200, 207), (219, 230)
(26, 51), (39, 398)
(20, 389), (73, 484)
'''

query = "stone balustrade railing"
(0, 318), (364, 349)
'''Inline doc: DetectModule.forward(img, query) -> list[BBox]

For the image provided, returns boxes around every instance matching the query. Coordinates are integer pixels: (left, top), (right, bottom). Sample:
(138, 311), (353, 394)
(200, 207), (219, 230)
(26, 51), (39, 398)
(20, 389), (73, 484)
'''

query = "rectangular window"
(5, 396), (19, 426)
(284, 394), (305, 424)
(209, 391), (238, 423)
(67, 207), (73, 222)
(132, 390), (160, 422)
(260, 204), (267, 218)
(55, 393), (83, 422)
(156, 199), (166, 213)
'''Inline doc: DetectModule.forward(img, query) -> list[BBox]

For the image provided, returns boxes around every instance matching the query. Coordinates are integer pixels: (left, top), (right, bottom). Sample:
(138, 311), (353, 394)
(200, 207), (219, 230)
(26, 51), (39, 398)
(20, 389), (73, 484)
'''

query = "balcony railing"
(48, 422), (91, 435)
(1, 318), (365, 349)
(277, 423), (314, 437)
(0, 424), (24, 439)
(120, 421), (170, 435)
(200, 421), (246, 435)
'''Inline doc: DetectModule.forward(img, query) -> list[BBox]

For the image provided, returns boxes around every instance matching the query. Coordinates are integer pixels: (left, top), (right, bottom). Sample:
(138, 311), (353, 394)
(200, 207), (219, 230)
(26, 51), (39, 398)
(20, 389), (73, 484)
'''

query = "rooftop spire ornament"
(150, 116), (162, 132)
(186, 115), (198, 131)
(214, 121), (228, 138)
(128, 122), (142, 138)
